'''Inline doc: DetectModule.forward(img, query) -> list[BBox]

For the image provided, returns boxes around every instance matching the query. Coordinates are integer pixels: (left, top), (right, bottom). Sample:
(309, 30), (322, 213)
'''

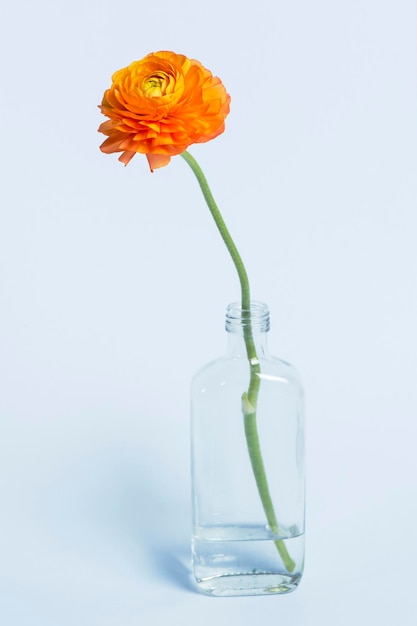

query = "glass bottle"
(191, 301), (305, 596)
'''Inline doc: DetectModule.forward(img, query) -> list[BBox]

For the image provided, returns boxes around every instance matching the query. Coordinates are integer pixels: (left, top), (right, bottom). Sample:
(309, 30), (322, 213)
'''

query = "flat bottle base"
(195, 572), (302, 597)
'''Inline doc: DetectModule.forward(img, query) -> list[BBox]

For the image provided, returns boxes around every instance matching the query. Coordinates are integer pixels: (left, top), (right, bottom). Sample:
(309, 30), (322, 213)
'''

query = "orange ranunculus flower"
(98, 50), (231, 171)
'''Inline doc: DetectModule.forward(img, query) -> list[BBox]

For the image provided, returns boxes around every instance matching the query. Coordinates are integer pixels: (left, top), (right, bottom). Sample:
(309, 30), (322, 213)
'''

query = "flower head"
(98, 51), (231, 171)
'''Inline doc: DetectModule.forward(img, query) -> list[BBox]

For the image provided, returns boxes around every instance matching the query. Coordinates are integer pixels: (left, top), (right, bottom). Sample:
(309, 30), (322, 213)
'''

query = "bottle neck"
(225, 301), (270, 357)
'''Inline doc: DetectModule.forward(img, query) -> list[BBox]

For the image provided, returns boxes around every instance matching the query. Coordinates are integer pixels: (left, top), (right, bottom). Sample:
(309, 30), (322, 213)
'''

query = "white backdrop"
(0, 1), (416, 624)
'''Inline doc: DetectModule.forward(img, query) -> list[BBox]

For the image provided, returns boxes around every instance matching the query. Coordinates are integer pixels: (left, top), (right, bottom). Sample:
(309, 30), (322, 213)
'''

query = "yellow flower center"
(142, 72), (169, 98)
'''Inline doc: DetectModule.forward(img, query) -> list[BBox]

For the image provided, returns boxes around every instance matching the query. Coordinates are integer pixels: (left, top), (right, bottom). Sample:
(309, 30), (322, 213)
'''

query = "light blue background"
(0, 1), (416, 624)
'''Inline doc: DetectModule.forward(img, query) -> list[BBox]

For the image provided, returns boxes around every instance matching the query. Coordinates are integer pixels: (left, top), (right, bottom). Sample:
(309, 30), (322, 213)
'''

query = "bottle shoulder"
(266, 354), (303, 384)
(192, 352), (303, 391)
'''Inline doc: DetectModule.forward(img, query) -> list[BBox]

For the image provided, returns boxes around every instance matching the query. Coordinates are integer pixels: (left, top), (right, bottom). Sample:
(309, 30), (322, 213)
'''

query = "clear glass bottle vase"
(191, 301), (305, 596)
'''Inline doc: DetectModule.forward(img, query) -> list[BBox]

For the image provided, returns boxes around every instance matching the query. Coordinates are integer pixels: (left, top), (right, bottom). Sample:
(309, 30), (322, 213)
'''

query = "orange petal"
(146, 153), (171, 172)
(118, 151), (136, 166)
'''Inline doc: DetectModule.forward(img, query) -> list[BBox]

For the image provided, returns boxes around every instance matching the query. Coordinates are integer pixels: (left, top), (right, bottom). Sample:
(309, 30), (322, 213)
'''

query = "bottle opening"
(225, 301), (270, 333)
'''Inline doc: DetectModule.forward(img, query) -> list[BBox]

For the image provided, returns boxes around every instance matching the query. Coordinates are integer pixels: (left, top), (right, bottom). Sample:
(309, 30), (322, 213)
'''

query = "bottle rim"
(225, 301), (270, 333)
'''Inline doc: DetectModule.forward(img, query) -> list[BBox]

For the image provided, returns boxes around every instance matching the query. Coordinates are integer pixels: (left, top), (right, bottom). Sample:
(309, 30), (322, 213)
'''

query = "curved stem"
(180, 151), (250, 311)
(180, 150), (295, 572)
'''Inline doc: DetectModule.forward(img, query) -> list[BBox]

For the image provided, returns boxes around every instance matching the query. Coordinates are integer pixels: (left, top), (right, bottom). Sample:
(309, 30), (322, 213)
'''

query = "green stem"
(180, 150), (295, 573)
